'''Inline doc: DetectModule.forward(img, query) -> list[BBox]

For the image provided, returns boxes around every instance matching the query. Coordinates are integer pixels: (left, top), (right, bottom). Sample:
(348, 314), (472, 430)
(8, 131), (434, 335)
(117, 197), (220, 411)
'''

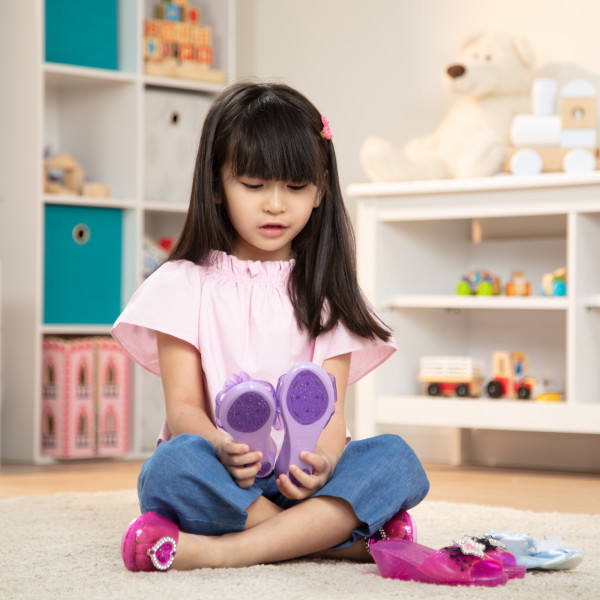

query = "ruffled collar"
(207, 250), (294, 281)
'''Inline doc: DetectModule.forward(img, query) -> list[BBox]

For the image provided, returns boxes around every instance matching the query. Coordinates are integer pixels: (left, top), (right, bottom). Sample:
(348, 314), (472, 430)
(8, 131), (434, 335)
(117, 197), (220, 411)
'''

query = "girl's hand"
(275, 448), (335, 500)
(213, 432), (263, 489)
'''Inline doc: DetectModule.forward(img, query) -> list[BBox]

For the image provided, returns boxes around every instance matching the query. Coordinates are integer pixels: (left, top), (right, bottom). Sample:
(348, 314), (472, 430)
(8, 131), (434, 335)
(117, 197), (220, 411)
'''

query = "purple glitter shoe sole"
(274, 362), (336, 484)
(217, 381), (277, 477)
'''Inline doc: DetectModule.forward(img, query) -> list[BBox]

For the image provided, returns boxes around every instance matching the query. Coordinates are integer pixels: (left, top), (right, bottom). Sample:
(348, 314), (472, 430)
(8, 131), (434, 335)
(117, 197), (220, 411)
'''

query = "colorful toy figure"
(505, 270), (531, 296)
(541, 267), (567, 297)
(457, 270), (501, 296)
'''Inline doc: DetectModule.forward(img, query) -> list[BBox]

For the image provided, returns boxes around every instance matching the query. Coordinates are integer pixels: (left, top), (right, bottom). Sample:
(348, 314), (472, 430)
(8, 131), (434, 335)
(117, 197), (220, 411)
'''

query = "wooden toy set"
(456, 268), (567, 297)
(506, 78), (599, 175)
(44, 152), (111, 198)
(41, 337), (130, 458)
(418, 351), (559, 401)
(144, 0), (226, 84)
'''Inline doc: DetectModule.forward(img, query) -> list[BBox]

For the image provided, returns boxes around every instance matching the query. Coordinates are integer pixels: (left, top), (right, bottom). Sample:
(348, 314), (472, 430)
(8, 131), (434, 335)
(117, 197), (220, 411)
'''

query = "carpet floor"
(2, 490), (595, 599)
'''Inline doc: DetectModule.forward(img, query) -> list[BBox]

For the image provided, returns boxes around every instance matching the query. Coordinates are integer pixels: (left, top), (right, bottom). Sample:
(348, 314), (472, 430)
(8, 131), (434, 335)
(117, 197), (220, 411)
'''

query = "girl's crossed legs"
(136, 433), (429, 570)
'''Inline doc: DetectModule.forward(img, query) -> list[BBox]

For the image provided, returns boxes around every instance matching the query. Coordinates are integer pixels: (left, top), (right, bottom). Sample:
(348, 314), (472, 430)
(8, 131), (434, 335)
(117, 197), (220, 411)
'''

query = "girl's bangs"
(226, 107), (323, 185)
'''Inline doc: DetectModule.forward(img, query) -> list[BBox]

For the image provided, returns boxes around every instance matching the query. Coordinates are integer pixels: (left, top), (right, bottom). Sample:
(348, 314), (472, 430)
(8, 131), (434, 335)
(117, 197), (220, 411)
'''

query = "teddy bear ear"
(512, 37), (535, 67)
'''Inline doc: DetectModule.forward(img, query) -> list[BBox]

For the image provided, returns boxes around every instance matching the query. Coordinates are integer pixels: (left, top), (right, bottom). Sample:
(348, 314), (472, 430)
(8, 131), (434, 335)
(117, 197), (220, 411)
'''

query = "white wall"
(234, 0), (600, 469)
(236, 0), (600, 193)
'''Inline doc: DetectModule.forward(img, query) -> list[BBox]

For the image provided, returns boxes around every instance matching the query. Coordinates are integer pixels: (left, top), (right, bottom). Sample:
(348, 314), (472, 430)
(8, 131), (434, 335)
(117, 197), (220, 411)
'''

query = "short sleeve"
(313, 321), (397, 385)
(111, 260), (202, 375)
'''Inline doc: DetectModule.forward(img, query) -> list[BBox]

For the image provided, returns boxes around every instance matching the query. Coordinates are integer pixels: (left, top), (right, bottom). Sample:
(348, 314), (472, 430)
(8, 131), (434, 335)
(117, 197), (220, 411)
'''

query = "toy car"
(486, 351), (536, 400)
(418, 356), (484, 398)
(457, 270), (501, 296)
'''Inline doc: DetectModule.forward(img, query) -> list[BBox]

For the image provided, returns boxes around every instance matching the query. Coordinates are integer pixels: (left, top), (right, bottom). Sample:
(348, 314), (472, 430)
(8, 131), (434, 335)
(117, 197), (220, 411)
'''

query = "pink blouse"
(112, 251), (396, 444)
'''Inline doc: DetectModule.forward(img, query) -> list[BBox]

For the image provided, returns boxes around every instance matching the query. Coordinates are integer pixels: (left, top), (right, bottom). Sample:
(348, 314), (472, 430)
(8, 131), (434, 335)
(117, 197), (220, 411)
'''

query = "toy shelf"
(349, 174), (600, 445)
(44, 63), (138, 87)
(43, 195), (138, 210)
(143, 75), (226, 94)
(376, 397), (600, 435)
(385, 294), (569, 311)
(0, 0), (236, 463)
(42, 325), (114, 336)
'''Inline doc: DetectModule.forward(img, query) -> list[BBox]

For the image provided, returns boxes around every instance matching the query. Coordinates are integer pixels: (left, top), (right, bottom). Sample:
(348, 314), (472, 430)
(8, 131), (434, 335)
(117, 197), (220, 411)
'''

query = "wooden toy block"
(560, 128), (597, 148)
(560, 97), (597, 129)
(191, 25), (211, 46)
(145, 19), (162, 38)
(195, 45), (213, 66)
(186, 6), (201, 24)
(161, 42), (172, 59)
(174, 22), (190, 44)
(161, 21), (177, 43)
(145, 37), (161, 60)
(179, 43), (194, 61)
(164, 3), (181, 22)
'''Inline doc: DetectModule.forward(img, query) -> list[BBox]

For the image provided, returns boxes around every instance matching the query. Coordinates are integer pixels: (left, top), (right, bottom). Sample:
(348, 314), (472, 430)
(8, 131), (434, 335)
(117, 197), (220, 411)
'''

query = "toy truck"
(486, 351), (536, 399)
(418, 356), (484, 398)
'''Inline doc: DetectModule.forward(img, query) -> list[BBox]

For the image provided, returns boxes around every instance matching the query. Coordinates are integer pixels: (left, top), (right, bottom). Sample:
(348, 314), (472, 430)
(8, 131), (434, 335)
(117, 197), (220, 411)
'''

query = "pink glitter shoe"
(366, 509), (417, 555)
(470, 535), (526, 579)
(371, 537), (509, 586)
(121, 512), (179, 572)
(215, 373), (279, 477)
(274, 362), (336, 485)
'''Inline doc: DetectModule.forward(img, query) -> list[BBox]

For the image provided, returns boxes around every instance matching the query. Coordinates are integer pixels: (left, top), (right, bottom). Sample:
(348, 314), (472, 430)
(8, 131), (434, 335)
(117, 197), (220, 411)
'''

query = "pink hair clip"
(320, 116), (332, 140)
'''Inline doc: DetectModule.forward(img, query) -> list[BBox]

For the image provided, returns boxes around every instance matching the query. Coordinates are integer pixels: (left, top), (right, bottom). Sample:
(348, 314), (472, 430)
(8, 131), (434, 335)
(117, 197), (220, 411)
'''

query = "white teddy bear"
(360, 32), (535, 181)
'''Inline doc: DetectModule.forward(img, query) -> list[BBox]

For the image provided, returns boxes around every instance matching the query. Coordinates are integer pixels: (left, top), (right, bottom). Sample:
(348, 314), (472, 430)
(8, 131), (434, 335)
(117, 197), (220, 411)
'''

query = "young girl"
(113, 81), (429, 571)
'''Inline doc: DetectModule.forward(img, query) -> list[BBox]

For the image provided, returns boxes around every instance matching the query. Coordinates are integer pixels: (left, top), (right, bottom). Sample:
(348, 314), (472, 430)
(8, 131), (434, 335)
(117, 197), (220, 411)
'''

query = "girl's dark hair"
(169, 81), (391, 342)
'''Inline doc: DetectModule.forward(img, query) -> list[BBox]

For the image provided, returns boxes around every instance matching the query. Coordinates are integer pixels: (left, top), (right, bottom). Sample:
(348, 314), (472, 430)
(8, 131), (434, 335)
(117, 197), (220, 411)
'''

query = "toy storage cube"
(41, 338), (97, 458)
(96, 338), (130, 457)
(45, 0), (118, 70)
(44, 205), (122, 324)
(144, 88), (212, 204)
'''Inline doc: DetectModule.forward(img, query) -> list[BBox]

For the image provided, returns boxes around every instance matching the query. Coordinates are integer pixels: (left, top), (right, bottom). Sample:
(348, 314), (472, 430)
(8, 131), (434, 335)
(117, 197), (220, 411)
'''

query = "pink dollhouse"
(41, 336), (130, 458)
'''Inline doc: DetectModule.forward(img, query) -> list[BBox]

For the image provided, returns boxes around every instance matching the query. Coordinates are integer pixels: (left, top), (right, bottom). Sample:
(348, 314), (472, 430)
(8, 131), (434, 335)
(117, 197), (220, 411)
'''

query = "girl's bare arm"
(156, 331), (263, 488)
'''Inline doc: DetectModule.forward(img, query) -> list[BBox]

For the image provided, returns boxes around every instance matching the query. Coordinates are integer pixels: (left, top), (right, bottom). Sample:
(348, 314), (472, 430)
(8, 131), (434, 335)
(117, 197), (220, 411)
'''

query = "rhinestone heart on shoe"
(147, 536), (177, 571)
(121, 512), (179, 572)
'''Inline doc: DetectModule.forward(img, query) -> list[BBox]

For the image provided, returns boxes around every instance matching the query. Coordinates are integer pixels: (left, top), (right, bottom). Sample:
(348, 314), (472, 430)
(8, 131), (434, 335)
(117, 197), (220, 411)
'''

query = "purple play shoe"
(274, 362), (336, 485)
(121, 512), (179, 572)
(215, 373), (279, 477)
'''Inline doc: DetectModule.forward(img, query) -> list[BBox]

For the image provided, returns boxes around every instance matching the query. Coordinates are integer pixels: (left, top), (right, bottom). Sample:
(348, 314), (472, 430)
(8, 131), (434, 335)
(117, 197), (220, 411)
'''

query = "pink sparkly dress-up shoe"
(274, 362), (336, 485)
(215, 373), (280, 477)
(121, 512), (179, 571)
(371, 534), (523, 587)
(366, 509), (417, 555)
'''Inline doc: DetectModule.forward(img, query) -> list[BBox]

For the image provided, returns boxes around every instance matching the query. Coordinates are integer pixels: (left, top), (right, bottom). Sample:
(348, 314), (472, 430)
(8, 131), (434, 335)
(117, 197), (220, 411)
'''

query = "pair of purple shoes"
(215, 362), (337, 483)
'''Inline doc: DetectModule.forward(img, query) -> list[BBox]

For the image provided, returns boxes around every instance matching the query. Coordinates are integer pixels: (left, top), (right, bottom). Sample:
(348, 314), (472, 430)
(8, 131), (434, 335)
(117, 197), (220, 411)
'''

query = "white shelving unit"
(0, 0), (236, 463)
(348, 172), (600, 448)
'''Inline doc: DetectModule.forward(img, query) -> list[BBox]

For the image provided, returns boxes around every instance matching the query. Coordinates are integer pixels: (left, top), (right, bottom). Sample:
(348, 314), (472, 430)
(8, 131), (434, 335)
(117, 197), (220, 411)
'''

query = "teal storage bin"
(44, 205), (122, 324)
(45, 0), (118, 70)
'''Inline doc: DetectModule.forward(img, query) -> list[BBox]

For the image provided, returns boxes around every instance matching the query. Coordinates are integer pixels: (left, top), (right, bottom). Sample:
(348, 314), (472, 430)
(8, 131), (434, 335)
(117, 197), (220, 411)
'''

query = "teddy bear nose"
(446, 64), (466, 78)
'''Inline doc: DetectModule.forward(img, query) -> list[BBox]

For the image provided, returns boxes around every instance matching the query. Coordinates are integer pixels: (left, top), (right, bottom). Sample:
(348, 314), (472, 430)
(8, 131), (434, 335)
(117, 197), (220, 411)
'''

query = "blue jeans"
(138, 433), (429, 548)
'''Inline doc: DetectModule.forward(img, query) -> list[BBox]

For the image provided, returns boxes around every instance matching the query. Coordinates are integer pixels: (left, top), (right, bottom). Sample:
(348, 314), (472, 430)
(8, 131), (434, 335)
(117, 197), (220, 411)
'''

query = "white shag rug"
(2, 490), (596, 600)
